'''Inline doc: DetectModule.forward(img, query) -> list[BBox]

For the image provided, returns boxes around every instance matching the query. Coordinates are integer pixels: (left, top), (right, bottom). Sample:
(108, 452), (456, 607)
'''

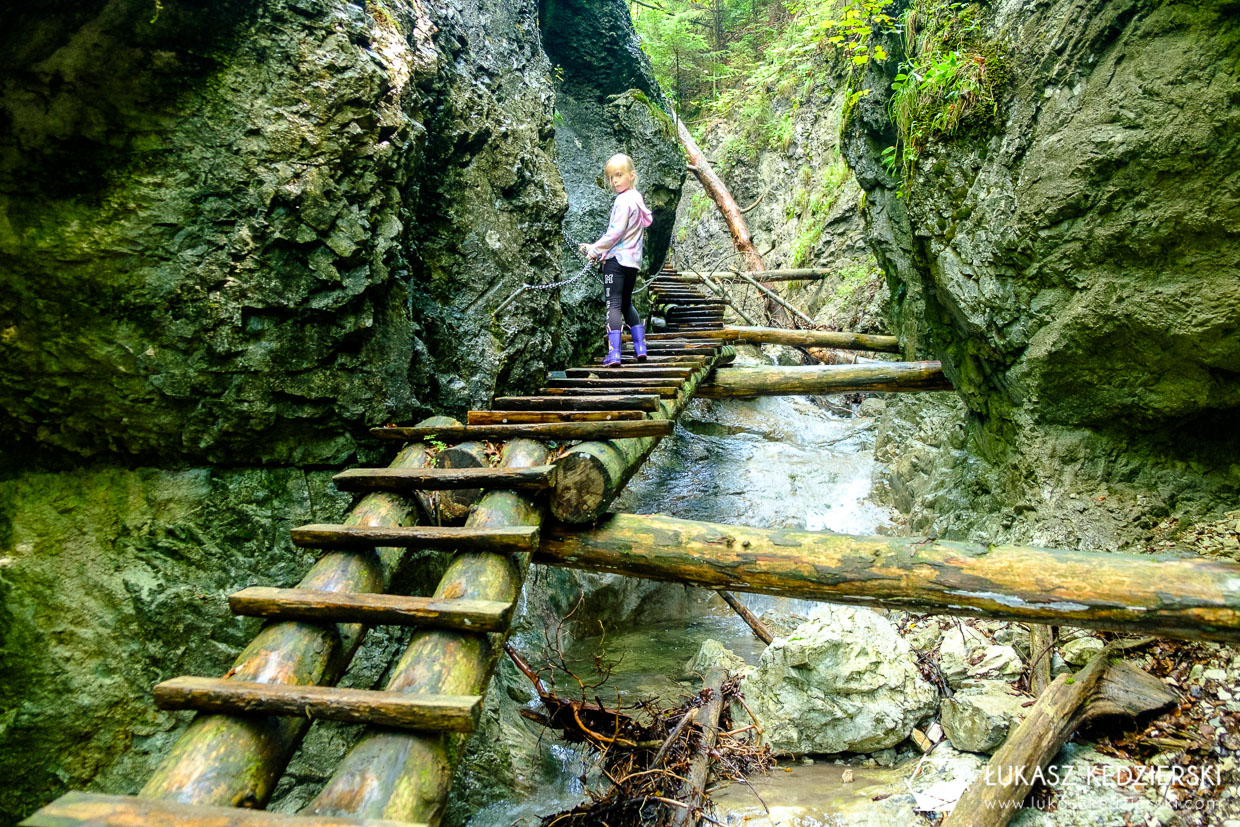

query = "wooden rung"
(491, 395), (661, 411)
(468, 410), (644, 424)
(562, 367), (693, 379)
(153, 677), (481, 732)
(228, 587), (513, 632)
(591, 357), (706, 367)
(370, 419), (675, 441)
(333, 465), (555, 492)
(20, 792), (424, 827)
(291, 523), (539, 552)
(545, 378), (685, 389)
(537, 386), (679, 398)
(647, 330), (732, 340)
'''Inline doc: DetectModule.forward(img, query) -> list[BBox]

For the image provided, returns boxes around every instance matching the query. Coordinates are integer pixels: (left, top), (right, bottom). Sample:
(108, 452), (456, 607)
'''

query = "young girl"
(580, 153), (653, 366)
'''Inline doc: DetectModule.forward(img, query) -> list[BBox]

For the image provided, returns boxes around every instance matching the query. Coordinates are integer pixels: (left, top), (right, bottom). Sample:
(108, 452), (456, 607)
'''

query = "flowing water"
(466, 373), (898, 826)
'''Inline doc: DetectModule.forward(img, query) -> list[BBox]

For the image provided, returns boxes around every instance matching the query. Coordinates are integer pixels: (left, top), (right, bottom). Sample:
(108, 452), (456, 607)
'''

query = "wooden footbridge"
(23, 272), (1240, 827)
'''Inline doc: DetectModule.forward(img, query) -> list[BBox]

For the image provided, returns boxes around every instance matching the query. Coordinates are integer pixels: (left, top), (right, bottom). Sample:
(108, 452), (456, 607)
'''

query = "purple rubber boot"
(631, 323), (648, 362)
(603, 329), (622, 366)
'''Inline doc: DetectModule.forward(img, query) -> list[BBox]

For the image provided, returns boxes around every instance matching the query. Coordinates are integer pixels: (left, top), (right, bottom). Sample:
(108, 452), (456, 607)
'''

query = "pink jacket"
(589, 188), (653, 269)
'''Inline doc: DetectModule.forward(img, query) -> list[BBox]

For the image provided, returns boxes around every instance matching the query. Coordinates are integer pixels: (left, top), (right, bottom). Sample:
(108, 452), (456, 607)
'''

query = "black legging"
(603, 258), (641, 331)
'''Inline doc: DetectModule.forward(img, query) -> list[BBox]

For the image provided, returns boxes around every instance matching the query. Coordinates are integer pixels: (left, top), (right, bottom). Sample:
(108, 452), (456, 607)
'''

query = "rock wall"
(0, 0), (680, 819)
(670, 87), (890, 334)
(843, 0), (1240, 542)
(540, 0), (684, 360)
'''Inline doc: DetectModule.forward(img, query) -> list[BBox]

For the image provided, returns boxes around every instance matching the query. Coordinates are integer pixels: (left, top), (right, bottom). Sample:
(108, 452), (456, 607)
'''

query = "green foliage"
(687, 191), (713, 222)
(882, 1), (1006, 189)
(632, 0), (897, 162)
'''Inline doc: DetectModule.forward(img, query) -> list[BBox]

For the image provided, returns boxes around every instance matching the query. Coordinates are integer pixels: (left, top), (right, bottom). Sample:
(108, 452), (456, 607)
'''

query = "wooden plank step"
(20, 792), (424, 827)
(468, 409), (645, 423)
(229, 587), (513, 632)
(371, 419), (675, 441)
(153, 677), (481, 732)
(590, 356), (706, 366)
(563, 367), (694, 379)
(648, 330), (733, 340)
(545, 377), (685, 389)
(291, 523), (539, 552)
(333, 465), (555, 492)
(538, 386), (679, 398)
(491, 395), (661, 411)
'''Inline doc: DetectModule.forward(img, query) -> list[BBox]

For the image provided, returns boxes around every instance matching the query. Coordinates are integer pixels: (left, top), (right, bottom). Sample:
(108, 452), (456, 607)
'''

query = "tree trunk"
(697, 362), (951, 397)
(945, 642), (1176, 827)
(674, 116), (764, 275)
(535, 513), (1240, 643)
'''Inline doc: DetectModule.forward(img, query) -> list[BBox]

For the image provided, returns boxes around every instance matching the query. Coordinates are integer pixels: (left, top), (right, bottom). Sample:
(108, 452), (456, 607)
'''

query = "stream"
(465, 354), (899, 826)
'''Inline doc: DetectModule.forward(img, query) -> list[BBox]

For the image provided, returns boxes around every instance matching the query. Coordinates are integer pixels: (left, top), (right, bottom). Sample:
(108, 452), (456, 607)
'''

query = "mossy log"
(549, 349), (730, 524)
(535, 513), (1240, 642)
(697, 362), (951, 397)
(649, 326), (900, 352)
(22, 792), (424, 827)
(139, 417), (467, 809)
(303, 439), (549, 825)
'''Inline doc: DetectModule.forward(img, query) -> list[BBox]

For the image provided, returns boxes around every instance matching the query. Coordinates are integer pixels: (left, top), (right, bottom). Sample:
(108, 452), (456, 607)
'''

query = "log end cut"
(549, 450), (611, 524)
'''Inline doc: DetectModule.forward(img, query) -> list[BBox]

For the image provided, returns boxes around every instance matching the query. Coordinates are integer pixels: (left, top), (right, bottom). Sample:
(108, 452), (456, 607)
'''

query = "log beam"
(535, 513), (1240, 642)
(549, 348), (730, 524)
(140, 417), (468, 808)
(22, 792), (423, 827)
(303, 439), (549, 825)
(650, 326), (900, 352)
(697, 362), (952, 398)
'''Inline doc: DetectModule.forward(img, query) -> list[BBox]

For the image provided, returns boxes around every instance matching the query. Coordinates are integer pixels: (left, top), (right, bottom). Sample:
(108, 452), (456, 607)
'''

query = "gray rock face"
(938, 624), (1023, 688)
(0, 0), (570, 467)
(747, 605), (938, 755)
(0, 0), (680, 820)
(845, 0), (1240, 536)
(542, 0), (683, 361)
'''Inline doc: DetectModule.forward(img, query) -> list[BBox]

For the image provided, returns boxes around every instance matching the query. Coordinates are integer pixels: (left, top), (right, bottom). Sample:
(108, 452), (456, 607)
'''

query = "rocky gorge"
(0, 0), (679, 819)
(2, 0), (1239, 824)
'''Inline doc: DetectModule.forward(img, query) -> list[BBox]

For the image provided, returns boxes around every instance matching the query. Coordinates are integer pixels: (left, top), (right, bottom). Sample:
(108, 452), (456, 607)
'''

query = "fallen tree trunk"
(675, 118), (763, 273)
(727, 326), (899, 352)
(945, 641), (1176, 827)
(669, 668), (725, 827)
(698, 362), (951, 398)
(535, 513), (1240, 642)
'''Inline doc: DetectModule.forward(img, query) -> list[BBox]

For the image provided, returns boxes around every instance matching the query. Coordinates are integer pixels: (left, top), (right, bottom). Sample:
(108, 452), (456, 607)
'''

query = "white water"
(464, 386), (897, 826)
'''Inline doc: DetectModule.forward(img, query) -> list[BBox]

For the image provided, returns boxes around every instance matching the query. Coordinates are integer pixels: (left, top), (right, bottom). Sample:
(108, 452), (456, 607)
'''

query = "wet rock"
(858, 397), (887, 417)
(939, 624), (1023, 688)
(746, 604), (938, 754)
(1060, 636), (1106, 666)
(941, 680), (1030, 754)
(683, 639), (750, 680)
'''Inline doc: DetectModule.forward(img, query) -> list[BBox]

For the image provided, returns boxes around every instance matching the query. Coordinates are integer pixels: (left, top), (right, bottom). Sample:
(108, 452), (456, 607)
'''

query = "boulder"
(1060, 636), (1106, 666)
(684, 639), (751, 680)
(746, 604), (938, 754)
(941, 680), (1030, 754)
(939, 624), (1023, 688)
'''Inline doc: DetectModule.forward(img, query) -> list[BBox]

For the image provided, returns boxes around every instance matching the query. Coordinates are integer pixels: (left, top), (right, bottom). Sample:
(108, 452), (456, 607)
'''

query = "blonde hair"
(605, 153), (638, 186)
